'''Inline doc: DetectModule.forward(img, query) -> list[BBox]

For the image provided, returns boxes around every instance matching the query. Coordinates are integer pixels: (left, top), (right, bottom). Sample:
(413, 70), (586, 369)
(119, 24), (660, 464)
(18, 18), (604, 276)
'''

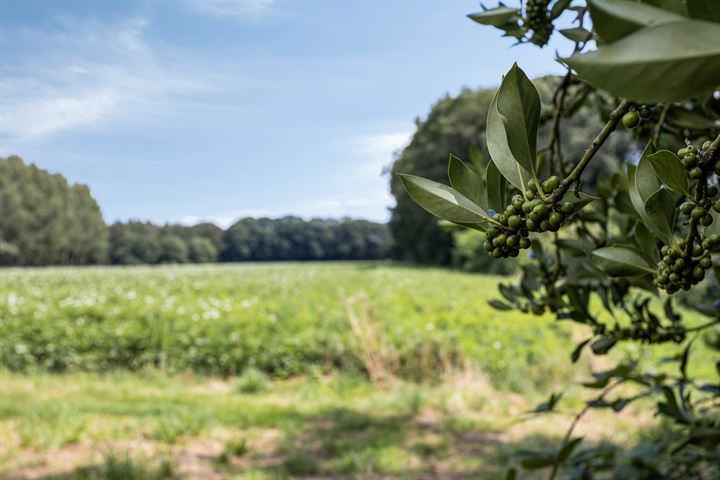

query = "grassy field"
(0, 262), (712, 479)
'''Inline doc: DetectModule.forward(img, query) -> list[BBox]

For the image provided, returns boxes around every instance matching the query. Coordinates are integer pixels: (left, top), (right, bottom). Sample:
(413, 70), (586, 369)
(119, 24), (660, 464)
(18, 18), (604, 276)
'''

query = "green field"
(0, 263), (708, 479)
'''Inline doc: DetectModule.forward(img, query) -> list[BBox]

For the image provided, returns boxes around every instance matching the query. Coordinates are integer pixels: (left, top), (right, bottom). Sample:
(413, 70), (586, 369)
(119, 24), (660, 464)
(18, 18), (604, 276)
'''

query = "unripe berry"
(560, 202), (574, 215)
(702, 214), (713, 226)
(707, 186), (718, 197)
(487, 227), (499, 238)
(512, 195), (524, 210)
(700, 256), (712, 269)
(525, 190), (535, 201)
(543, 176), (560, 193)
(507, 235), (519, 247)
(522, 201), (534, 213)
(533, 204), (548, 217)
(714, 200), (720, 213)
(639, 106), (651, 118)
(622, 111), (640, 129)
(680, 202), (694, 215)
(508, 215), (522, 230)
(691, 206), (706, 219)
(692, 245), (703, 256)
(483, 240), (493, 251)
(539, 220), (550, 231)
(519, 238), (531, 249)
(549, 211), (564, 226)
(702, 140), (711, 151)
(689, 167), (702, 179)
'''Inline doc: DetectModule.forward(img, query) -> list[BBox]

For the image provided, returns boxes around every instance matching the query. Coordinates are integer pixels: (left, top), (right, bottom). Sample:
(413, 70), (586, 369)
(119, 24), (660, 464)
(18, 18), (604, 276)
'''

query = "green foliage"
(0, 156), (108, 266)
(236, 367), (270, 394)
(400, 1), (720, 477)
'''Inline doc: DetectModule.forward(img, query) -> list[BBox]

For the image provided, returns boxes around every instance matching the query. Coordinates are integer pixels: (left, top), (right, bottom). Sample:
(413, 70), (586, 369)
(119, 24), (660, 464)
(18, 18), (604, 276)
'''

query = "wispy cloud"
(349, 131), (412, 176)
(0, 17), (213, 144)
(186, 0), (275, 18)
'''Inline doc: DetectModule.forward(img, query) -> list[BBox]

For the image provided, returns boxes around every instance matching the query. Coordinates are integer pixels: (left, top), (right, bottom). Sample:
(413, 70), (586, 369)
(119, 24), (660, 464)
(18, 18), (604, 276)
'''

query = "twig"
(550, 100), (633, 203)
(653, 104), (670, 147)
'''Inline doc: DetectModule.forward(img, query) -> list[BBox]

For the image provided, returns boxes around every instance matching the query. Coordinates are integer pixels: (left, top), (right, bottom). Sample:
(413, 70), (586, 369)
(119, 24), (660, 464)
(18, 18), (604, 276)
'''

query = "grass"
(0, 262), (715, 479)
(0, 370), (645, 479)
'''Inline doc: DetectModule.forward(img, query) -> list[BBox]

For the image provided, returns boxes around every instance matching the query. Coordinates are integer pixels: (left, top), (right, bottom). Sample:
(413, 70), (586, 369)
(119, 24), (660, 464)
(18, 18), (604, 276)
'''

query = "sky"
(0, 0), (570, 227)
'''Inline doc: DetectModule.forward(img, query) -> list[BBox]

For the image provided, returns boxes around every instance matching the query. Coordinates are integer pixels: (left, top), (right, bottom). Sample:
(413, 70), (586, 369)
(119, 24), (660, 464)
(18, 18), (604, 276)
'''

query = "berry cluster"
(678, 141), (720, 179)
(484, 176), (575, 258)
(524, 0), (553, 46)
(653, 239), (717, 293)
(621, 106), (652, 130)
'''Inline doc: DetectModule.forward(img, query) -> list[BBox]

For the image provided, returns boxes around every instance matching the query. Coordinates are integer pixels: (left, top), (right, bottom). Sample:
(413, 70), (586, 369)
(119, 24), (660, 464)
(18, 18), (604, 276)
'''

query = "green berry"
(680, 202), (694, 215)
(691, 207), (706, 219)
(622, 111), (640, 129)
(526, 219), (537, 231)
(519, 238), (531, 249)
(492, 249), (503, 258)
(487, 227), (499, 238)
(702, 141), (711, 151)
(542, 176), (560, 193)
(508, 215), (522, 230)
(512, 195), (524, 210)
(533, 204), (548, 217)
(702, 214), (713, 226)
(522, 201), (534, 213)
(639, 106), (651, 118)
(714, 200), (720, 213)
(700, 256), (712, 269)
(525, 190), (535, 201)
(483, 240), (493, 251)
(692, 245), (703, 256)
(707, 186), (718, 197)
(549, 211), (564, 226)
(693, 266), (704, 280)
(507, 235), (519, 247)
(560, 202), (574, 215)
(689, 167), (702, 179)
(539, 220), (550, 231)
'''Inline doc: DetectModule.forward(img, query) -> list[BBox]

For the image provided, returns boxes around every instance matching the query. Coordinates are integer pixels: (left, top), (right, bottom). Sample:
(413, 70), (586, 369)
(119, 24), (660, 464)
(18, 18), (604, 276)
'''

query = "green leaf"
(590, 335), (618, 354)
(687, 0), (720, 22)
(557, 437), (584, 462)
(666, 107), (717, 130)
(398, 174), (490, 224)
(448, 154), (488, 210)
(520, 455), (556, 469)
(487, 88), (532, 190)
(488, 299), (514, 311)
(495, 64), (541, 175)
(628, 144), (673, 242)
(591, 246), (655, 276)
(562, 191), (601, 213)
(485, 160), (506, 213)
(559, 27), (593, 43)
(551, 0), (573, 18)
(633, 221), (658, 261)
(642, 0), (688, 16)
(563, 20), (720, 103)
(644, 188), (676, 241)
(571, 338), (592, 363)
(588, 0), (685, 43)
(647, 150), (690, 196)
(468, 6), (520, 26)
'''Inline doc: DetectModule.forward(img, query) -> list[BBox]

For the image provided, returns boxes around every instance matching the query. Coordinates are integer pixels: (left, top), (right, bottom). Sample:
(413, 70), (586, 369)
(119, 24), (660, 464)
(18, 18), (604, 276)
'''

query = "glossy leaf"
(564, 20), (720, 103)
(448, 154), (488, 210)
(495, 64), (540, 175)
(647, 150), (690, 196)
(590, 335), (618, 354)
(588, 0), (685, 43)
(487, 87), (532, 190)
(398, 174), (490, 224)
(485, 160), (506, 213)
(488, 299), (514, 311)
(591, 246), (655, 276)
(644, 188), (676, 241)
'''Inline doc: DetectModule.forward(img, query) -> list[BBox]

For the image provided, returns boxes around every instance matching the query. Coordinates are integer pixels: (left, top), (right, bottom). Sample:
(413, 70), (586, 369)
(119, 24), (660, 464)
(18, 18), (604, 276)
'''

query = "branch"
(550, 100), (634, 203)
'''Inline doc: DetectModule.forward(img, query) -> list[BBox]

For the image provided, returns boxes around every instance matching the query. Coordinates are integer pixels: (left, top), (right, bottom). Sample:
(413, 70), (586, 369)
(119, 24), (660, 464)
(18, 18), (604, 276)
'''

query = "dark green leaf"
(485, 160), (507, 213)
(557, 437), (584, 462)
(587, 0), (685, 43)
(591, 246), (655, 276)
(495, 64), (541, 175)
(571, 338), (592, 363)
(564, 20), (720, 103)
(687, 0), (720, 22)
(551, 0), (574, 18)
(468, 6), (520, 26)
(520, 455), (556, 469)
(644, 188), (676, 241)
(591, 335), (618, 354)
(666, 107), (717, 130)
(488, 299), (514, 311)
(633, 221), (658, 261)
(642, 0), (688, 15)
(487, 89), (532, 190)
(504, 468), (517, 480)
(647, 150), (690, 196)
(448, 154), (488, 210)
(398, 174), (490, 224)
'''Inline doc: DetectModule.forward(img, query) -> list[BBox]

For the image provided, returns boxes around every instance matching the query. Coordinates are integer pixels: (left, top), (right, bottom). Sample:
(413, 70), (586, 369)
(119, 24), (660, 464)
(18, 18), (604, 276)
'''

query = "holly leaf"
(591, 245), (655, 276)
(398, 174), (490, 224)
(587, 0), (685, 43)
(647, 150), (690, 196)
(563, 20), (720, 103)
(485, 160), (507, 213)
(448, 154), (488, 210)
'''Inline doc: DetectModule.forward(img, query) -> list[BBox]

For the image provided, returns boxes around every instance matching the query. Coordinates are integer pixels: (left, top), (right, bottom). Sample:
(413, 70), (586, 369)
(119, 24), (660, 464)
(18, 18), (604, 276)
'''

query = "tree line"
(0, 156), (391, 266)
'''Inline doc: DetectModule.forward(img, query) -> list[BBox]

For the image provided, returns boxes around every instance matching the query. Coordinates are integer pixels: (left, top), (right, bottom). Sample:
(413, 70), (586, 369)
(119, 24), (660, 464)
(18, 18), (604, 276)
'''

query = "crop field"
(0, 263), (712, 479)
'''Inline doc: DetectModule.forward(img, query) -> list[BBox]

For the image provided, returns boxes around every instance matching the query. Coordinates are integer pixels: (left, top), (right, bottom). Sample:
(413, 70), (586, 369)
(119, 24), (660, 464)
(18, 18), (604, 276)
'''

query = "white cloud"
(186, 0), (275, 18)
(350, 131), (412, 176)
(0, 17), (213, 143)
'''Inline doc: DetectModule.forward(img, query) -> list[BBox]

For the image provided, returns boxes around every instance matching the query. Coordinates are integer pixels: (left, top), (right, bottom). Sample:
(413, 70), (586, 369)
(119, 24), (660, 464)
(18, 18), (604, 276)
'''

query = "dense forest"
(0, 156), (391, 266)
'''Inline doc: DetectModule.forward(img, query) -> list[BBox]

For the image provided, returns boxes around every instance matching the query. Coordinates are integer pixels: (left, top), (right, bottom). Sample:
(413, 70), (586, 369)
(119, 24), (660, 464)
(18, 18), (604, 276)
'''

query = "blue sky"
(0, 0), (569, 227)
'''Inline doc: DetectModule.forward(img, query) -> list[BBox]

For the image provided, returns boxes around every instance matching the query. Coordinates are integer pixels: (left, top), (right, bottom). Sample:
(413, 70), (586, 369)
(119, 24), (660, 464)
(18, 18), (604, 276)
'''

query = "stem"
(550, 100), (633, 203)
(547, 380), (624, 480)
(683, 133), (720, 258)
(653, 104), (670, 147)
(546, 72), (572, 178)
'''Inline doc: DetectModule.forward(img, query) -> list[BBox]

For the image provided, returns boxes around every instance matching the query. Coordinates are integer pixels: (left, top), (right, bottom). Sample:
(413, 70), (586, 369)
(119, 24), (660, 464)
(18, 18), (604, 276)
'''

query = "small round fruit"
(622, 111), (640, 129)
(543, 176), (560, 193)
(702, 140), (711, 151)
(560, 202), (574, 215)
(493, 234), (507, 247)
(689, 167), (702, 179)
(691, 207), (706, 219)
(492, 249), (503, 258)
(700, 256), (712, 269)
(702, 214), (713, 226)
(692, 245), (703, 256)
(507, 235), (519, 247)
(707, 186), (718, 197)
(533, 204), (548, 217)
(512, 195), (524, 210)
(526, 219), (537, 231)
(549, 211), (564, 226)
(487, 227), (499, 238)
(680, 202), (694, 215)
(522, 201), (534, 213)
(539, 220), (550, 231)
(714, 200), (720, 213)
(519, 238), (531, 249)
(639, 106), (651, 118)
(508, 215), (522, 230)
(693, 266), (705, 279)
(524, 190), (536, 201)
